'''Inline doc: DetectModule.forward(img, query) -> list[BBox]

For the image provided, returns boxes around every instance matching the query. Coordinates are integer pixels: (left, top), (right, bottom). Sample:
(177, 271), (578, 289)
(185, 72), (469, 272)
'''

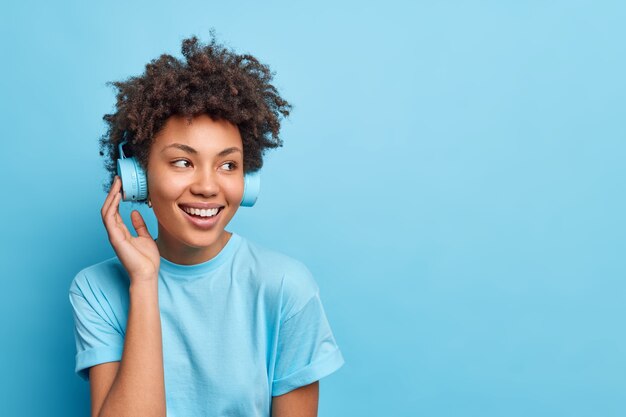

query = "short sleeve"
(272, 292), (345, 396)
(69, 275), (124, 381)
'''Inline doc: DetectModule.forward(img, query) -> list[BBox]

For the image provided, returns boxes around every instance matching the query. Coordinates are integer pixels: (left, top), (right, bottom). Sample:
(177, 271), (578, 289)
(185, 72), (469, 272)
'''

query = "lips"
(178, 203), (224, 210)
(179, 205), (223, 230)
(181, 205), (221, 217)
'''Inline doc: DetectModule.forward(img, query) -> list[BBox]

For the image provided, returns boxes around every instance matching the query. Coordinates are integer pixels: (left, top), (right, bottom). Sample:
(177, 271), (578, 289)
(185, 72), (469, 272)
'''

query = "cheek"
(148, 171), (186, 200)
(149, 181), (184, 227)
(224, 177), (245, 203)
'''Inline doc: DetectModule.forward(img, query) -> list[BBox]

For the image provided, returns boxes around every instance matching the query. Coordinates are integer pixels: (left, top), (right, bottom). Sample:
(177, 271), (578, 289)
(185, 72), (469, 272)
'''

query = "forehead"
(153, 114), (242, 151)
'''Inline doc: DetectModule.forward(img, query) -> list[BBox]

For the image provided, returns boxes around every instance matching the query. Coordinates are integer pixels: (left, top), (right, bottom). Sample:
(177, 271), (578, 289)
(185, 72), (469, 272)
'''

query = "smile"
(182, 206), (220, 218)
(179, 205), (224, 230)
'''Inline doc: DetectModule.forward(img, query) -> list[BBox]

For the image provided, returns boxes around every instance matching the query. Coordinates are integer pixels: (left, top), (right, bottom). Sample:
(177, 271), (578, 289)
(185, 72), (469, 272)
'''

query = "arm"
(93, 175), (166, 417)
(94, 280), (166, 417)
(89, 362), (118, 417)
(271, 381), (319, 417)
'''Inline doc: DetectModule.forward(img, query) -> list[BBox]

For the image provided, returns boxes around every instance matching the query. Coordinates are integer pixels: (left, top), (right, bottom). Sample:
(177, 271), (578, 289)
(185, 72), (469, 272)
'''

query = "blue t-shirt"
(68, 232), (345, 416)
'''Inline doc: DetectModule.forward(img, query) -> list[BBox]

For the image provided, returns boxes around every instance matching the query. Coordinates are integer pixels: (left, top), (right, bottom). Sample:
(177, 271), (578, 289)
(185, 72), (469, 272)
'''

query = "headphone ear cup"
(241, 171), (261, 207)
(116, 155), (148, 202)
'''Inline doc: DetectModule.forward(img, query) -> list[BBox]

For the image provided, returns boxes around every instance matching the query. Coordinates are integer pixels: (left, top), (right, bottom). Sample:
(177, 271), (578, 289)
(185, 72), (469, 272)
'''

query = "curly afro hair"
(98, 32), (292, 195)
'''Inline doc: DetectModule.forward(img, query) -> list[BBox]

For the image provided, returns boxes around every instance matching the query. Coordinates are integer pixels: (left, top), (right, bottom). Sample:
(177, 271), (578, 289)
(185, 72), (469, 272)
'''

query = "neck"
(155, 229), (232, 265)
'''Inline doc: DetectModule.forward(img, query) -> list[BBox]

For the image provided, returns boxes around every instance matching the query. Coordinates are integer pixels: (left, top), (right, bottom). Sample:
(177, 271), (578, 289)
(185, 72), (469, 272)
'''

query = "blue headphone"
(115, 139), (260, 207)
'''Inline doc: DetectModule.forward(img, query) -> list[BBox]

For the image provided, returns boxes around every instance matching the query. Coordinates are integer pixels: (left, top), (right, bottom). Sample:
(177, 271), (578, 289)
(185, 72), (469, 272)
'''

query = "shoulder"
(236, 235), (319, 319)
(237, 235), (318, 292)
(69, 256), (130, 298)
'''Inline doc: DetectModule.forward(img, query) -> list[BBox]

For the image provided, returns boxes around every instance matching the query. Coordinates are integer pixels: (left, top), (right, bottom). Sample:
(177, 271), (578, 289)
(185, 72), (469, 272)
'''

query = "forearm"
(99, 279), (166, 417)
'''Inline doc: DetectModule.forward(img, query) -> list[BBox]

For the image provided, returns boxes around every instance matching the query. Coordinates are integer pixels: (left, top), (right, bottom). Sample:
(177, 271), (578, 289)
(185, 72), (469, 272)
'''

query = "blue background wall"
(1, 1), (624, 416)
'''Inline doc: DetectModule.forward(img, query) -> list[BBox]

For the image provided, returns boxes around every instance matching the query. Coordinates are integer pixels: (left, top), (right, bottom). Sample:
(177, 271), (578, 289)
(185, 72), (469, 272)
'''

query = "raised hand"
(101, 175), (160, 283)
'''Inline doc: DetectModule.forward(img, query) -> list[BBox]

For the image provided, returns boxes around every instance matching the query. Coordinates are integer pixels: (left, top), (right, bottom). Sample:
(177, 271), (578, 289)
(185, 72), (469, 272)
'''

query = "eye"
(172, 159), (191, 168)
(221, 161), (238, 171)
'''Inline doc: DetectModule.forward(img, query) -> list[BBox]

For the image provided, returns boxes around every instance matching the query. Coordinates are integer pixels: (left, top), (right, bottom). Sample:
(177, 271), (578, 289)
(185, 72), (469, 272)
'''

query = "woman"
(69, 34), (345, 417)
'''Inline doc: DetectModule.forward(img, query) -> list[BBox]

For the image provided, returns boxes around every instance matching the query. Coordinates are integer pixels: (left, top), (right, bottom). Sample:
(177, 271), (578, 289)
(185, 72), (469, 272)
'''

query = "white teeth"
(183, 207), (219, 218)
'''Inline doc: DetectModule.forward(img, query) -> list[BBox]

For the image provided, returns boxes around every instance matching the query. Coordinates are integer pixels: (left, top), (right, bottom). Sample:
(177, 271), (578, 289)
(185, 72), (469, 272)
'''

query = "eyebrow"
(161, 143), (242, 157)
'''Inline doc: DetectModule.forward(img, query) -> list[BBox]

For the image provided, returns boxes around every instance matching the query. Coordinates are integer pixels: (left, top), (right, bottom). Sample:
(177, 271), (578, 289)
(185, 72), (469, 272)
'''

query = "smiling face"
(146, 114), (245, 265)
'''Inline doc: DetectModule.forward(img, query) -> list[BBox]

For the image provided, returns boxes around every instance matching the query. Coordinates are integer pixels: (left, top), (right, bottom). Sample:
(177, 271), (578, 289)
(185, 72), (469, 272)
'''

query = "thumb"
(130, 210), (151, 238)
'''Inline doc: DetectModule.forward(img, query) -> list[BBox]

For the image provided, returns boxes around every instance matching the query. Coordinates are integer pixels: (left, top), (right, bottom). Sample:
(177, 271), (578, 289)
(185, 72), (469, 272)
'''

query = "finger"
(104, 193), (131, 244)
(101, 176), (122, 218)
(103, 192), (121, 234)
(106, 191), (121, 222)
(102, 176), (120, 212)
(131, 210), (152, 239)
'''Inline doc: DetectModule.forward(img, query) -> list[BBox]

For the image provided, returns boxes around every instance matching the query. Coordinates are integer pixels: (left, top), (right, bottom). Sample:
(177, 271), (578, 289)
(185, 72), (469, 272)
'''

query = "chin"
(181, 230), (225, 248)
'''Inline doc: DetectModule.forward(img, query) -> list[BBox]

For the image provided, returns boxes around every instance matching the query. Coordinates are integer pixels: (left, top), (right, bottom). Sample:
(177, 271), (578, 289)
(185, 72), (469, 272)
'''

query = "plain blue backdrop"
(1, 1), (624, 416)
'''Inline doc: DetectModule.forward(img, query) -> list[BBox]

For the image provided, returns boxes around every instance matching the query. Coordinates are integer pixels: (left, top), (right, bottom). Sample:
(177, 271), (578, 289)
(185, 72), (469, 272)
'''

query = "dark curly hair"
(98, 31), (292, 196)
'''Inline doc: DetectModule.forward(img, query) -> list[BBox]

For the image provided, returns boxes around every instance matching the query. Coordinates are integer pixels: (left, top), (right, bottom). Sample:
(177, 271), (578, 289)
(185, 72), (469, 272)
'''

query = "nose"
(189, 167), (219, 198)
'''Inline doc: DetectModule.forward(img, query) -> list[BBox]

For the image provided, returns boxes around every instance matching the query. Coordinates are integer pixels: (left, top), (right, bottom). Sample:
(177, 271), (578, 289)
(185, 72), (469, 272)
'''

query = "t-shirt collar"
(158, 232), (241, 278)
